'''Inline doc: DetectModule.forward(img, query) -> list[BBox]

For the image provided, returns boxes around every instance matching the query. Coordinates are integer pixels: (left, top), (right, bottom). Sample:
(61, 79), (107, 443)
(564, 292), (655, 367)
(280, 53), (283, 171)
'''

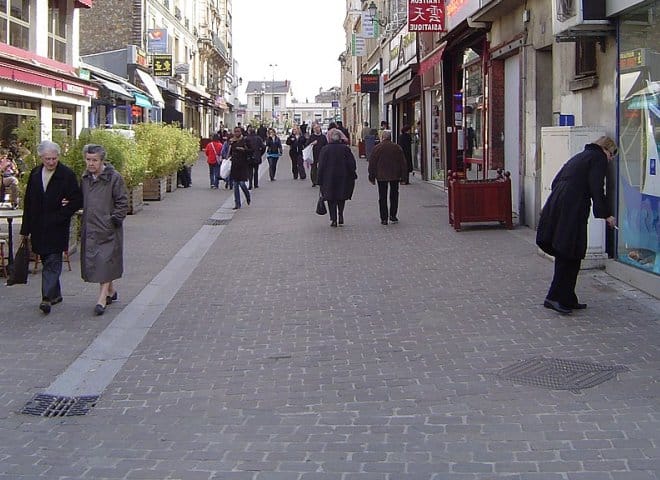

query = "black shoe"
(94, 304), (106, 316)
(254, 185), (259, 188)
(543, 299), (571, 315)
(330, 221), (338, 227)
(567, 302), (587, 310)
(246, 196), (251, 205)
(338, 216), (344, 225)
(232, 206), (240, 210)
(39, 302), (51, 314)
(50, 296), (63, 305)
(381, 220), (388, 225)
(389, 216), (399, 224)
(106, 292), (118, 305)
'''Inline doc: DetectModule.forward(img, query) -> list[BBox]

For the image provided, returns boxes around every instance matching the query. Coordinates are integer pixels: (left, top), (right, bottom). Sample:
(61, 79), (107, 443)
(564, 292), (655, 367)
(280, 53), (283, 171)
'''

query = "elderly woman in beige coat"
(80, 144), (128, 315)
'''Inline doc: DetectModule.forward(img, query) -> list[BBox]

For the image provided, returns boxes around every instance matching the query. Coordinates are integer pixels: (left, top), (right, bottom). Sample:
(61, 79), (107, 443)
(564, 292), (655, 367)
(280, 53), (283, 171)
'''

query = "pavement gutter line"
(44, 194), (238, 397)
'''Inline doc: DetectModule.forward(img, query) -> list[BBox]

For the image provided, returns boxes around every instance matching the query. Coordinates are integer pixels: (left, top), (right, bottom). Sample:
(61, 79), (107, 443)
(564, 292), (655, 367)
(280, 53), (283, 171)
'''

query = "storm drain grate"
(494, 357), (629, 393)
(21, 394), (99, 417)
(205, 218), (230, 226)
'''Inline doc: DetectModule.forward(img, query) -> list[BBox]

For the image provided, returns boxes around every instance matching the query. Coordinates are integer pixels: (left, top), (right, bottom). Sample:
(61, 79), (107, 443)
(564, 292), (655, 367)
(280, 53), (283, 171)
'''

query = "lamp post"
(260, 82), (265, 124)
(269, 63), (277, 127)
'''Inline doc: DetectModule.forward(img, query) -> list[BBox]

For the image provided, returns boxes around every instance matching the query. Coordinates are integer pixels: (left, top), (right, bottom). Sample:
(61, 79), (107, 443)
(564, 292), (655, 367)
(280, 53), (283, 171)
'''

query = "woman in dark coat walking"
(285, 126), (306, 180)
(306, 123), (328, 187)
(536, 136), (618, 315)
(317, 128), (357, 227)
(397, 125), (413, 184)
(80, 144), (128, 316)
(228, 126), (251, 209)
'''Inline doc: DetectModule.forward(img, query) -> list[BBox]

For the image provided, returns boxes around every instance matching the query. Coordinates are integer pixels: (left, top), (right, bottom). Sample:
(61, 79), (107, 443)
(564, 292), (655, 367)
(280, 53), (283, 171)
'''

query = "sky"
(232, 0), (346, 104)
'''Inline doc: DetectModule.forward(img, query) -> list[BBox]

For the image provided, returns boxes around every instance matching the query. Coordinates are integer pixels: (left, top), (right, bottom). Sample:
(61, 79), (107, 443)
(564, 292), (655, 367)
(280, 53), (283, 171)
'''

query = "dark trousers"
(290, 154), (306, 179)
(177, 165), (191, 187)
(41, 252), (63, 301)
(267, 157), (279, 180)
(310, 162), (319, 186)
(377, 180), (400, 221)
(547, 256), (581, 306)
(327, 200), (345, 223)
(248, 164), (260, 188)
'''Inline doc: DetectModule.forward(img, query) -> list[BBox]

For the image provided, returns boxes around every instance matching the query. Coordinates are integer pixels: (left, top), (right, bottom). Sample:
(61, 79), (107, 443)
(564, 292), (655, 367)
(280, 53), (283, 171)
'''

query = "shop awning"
(620, 71), (642, 101)
(185, 83), (211, 99)
(418, 43), (446, 77)
(74, 0), (93, 7)
(0, 61), (97, 98)
(471, 0), (525, 22)
(133, 92), (153, 108)
(98, 78), (132, 99)
(135, 68), (164, 107)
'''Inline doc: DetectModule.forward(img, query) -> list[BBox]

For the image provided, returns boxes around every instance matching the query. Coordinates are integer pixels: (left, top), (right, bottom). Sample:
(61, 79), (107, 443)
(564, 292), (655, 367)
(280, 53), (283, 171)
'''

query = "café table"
(0, 208), (23, 267)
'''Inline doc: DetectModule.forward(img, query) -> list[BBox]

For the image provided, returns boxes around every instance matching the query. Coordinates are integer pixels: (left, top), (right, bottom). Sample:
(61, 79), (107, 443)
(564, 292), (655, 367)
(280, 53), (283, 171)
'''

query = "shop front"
(616, 0), (660, 276)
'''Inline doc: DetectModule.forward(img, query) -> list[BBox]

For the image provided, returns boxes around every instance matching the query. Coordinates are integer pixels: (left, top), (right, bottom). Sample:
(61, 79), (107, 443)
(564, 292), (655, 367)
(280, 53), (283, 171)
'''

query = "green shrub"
(134, 123), (178, 178)
(173, 127), (199, 169)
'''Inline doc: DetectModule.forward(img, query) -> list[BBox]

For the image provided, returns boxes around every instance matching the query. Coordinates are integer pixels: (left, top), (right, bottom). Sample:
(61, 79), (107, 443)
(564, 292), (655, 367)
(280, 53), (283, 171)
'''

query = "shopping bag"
(6, 237), (30, 285)
(219, 157), (232, 180)
(302, 144), (314, 163)
(315, 196), (327, 215)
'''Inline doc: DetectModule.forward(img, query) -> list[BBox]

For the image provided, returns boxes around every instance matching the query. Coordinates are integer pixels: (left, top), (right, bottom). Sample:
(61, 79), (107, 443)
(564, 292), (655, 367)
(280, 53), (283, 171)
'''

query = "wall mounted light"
(367, 1), (387, 27)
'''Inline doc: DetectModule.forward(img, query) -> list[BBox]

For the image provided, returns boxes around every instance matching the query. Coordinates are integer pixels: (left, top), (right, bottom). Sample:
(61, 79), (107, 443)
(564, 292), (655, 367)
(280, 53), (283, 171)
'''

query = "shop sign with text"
(408, 0), (445, 31)
(152, 54), (173, 77)
(360, 74), (379, 93)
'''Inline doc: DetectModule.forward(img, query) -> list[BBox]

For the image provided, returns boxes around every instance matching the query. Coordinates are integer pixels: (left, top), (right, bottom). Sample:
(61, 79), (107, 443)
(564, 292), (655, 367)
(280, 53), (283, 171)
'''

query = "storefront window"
(617, 0), (659, 274)
(52, 105), (74, 146)
(0, 97), (38, 143)
(463, 49), (484, 179)
(430, 90), (444, 181)
(0, 0), (29, 50)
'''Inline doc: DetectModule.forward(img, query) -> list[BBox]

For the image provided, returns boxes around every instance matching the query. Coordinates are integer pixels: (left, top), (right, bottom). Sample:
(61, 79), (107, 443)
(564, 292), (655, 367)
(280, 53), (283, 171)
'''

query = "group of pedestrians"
(19, 140), (128, 316)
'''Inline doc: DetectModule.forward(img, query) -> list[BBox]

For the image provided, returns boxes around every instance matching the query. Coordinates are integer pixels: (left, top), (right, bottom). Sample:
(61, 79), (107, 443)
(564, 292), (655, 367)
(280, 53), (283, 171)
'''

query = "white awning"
(620, 71), (642, 101)
(135, 68), (165, 107)
(99, 79), (132, 99)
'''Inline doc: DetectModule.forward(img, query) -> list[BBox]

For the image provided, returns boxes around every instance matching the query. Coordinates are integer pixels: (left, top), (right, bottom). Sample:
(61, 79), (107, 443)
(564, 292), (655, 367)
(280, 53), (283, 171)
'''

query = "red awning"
(74, 0), (93, 7)
(418, 44), (446, 77)
(0, 62), (97, 98)
(0, 43), (76, 76)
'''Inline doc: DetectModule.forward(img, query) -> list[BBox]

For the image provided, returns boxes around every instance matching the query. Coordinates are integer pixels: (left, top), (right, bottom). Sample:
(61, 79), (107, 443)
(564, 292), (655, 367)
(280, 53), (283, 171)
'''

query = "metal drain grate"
(494, 357), (629, 393)
(205, 218), (229, 226)
(21, 394), (99, 417)
(421, 204), (447, 208)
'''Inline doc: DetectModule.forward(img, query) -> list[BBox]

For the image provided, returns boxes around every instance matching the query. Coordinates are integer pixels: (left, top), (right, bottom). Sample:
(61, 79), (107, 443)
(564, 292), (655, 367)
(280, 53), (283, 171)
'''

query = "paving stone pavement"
(0, 150), (658, 480)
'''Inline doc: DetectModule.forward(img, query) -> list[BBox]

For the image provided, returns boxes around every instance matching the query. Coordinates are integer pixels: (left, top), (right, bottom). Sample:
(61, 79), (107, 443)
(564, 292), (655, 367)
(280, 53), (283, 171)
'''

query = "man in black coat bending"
(536, 136), (618, 315)
(20, 140), (83, 314)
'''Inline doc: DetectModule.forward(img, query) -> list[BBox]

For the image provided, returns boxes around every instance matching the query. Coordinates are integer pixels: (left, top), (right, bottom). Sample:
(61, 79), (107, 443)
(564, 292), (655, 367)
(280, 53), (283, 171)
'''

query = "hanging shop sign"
(152, 54), (173, 77)
(360, 74), (379, 93)
(147, 29), (169, 54)
(352, 33), (366, 56)
(408, 0), (445, 31)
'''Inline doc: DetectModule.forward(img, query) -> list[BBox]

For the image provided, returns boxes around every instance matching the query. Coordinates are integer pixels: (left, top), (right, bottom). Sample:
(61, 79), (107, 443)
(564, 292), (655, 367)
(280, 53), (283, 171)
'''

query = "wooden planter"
(143, 177), (167, 201)
(166, 172), (177, 193)
(448, 169), (513, 231)
(127, 183), (144, 214)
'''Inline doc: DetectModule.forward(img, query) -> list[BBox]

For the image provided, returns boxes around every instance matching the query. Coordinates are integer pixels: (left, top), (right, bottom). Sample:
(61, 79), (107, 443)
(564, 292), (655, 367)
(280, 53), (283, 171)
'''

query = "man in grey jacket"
(368, 130), (407, 225)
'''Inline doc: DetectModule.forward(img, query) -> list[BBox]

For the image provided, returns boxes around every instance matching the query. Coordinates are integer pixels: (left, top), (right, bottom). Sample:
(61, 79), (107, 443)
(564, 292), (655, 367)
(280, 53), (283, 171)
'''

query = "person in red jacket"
(205, 133), (223, 188)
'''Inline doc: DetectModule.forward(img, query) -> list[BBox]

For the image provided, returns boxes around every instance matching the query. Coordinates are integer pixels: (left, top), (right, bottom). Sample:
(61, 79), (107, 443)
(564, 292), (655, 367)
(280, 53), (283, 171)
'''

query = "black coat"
(536, 144), (610, 260)
(286, 134), (306, 157)
(398, 132), (413, 172)
(229, 138), (251, 181)
(306, 133), (328, 164)
(20, 162), (83, 255)
(317, 143), (357, 201)
(245, 133), (264, 165)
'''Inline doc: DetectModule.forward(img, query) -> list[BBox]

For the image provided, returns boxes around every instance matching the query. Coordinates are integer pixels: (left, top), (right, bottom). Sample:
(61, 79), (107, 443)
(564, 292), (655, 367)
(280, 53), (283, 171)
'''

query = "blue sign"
(331, 100), (339, 108)
(147, 29), (168, 54)
(651, 158), (656, 176)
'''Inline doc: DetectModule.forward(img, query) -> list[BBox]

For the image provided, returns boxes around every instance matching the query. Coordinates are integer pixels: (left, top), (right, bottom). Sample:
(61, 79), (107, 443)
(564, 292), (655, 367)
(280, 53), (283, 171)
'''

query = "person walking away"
(245, 127), (265, 189)
(19, 140), (83, 314)
(228, 126), (251, 209)
(79, 144), (128, 316)
(368, 130), (407, 225)
(336, 121), (351, 145)
(257, 123), (268, 142)
(0, 151), (20, 208)
(220, 130), (233, 189)
(359, 121), (369, 158)
(285, 126), (306, 180)
(205, 133), (223, 188)
(306, 123), (328, 187)
(398, 125), (413, 184)
(265, 128), (283, 181)
(536, 136), (618, 315)
(317, 129), (357, 228)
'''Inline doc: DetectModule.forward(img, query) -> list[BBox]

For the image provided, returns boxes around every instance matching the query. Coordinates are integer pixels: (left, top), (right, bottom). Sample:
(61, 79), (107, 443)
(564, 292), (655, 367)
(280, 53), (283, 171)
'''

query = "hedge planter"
(127, 183), (144, 214)
(143, 177), (167, 201)
(166, 172), (177, 192)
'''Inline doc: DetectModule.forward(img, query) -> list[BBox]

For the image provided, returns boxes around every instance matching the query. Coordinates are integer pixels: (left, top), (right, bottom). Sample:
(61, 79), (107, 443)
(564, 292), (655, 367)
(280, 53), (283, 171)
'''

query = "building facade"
(0, 0), (97, 144)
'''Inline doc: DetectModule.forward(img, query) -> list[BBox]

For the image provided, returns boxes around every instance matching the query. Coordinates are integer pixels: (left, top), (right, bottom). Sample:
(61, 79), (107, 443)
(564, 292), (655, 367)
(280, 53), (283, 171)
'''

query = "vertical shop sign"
(352, 33), (366, 56)
(408, 0), (445, 32)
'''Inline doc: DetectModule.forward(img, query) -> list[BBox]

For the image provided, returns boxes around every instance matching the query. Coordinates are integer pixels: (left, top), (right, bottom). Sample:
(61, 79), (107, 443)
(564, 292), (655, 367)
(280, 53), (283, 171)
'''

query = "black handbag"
(6, 237), (30, 285)
(316, 195), (327, 215)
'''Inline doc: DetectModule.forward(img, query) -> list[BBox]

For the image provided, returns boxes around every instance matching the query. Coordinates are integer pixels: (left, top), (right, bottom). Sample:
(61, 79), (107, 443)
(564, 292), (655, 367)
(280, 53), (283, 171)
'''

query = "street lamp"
(260, 82), (265, 123)
(367, 1), (388, 27)
(269, 63), (277, 127)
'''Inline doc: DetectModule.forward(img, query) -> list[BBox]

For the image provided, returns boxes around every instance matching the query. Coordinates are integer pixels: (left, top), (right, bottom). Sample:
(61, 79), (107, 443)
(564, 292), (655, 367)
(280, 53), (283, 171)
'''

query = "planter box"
(166, 172), (177, 193)
(127, 183), (144, 214)
(448, 170), (513, 231)
(143, 177), (167, 201)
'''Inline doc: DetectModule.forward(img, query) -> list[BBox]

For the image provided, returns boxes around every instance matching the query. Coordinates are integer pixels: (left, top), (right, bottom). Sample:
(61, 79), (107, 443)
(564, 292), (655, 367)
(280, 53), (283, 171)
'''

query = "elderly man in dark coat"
(536, 136), (618, 315)
(20, 140), (83, 314)
(368, 129), (407, 225)
(228, 126), (252, 209)
(80, 144), (128, 316)
(317, 128), (357, 227)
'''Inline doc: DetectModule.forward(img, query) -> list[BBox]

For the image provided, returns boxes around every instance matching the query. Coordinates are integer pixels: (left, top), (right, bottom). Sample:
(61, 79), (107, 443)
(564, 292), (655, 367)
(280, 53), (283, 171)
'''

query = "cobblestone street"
(0, 154), (658, 480)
